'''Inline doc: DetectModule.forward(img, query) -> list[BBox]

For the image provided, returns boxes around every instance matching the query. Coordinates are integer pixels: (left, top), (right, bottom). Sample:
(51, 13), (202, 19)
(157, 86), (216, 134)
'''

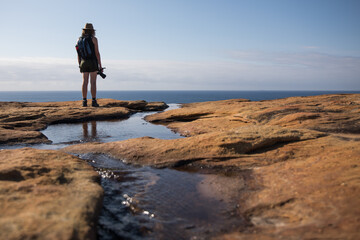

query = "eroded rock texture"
(0, 98), (168, 239)
(0, 148), (104, 240)
(65, 94), (360, 239)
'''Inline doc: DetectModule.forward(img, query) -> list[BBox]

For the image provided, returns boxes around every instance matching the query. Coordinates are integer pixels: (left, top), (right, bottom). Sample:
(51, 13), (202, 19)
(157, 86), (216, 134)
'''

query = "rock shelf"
(1, 94), (360, 239)
(65, 94), (360, 239)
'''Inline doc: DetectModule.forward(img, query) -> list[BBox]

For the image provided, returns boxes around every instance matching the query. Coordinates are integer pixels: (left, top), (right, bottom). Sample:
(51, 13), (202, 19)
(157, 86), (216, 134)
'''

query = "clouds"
(104, 60), (252, 90)
(0, 57), (80, 90)
(0, 51), (359, 91)
(227, 51), (360, 89)
(228, 50), (360, 68)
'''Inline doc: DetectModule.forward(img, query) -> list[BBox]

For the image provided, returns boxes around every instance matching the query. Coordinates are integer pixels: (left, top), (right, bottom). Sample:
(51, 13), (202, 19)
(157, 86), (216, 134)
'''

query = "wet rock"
(0, 99), (168, 145)
(0, 148), (103, 240)
(0, 128), (50, 145)
(98, 99), (168, 111)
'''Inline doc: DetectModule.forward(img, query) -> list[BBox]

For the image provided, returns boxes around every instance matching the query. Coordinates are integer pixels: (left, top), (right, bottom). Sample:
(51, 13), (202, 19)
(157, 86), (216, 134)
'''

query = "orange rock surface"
(0, 148), (103, 240)
(65, 94), (360, 239)
(0, 98), (168, 239)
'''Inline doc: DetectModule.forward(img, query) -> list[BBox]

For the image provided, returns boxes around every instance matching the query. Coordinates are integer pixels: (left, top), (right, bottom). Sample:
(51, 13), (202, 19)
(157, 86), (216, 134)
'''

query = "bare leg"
(82, 72), (90, 99)
(90, 72), (98, 99)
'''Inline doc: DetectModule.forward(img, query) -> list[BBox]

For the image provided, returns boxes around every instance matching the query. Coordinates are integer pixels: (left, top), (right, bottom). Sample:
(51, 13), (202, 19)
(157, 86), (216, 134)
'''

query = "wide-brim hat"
(83, 23), (95, 31)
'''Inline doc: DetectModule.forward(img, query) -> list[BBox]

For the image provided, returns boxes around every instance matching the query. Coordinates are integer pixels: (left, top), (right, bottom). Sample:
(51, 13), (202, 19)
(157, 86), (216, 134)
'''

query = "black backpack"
(76, 35), (94, 60)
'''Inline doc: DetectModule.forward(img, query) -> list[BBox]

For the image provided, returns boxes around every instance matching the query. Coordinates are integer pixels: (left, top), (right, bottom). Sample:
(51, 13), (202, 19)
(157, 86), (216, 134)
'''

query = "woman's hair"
(82, 29), (95, 37)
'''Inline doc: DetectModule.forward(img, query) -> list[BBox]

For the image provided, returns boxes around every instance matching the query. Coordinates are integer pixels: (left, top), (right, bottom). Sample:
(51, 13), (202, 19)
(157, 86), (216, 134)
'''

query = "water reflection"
(82, 121), (98, 141)
(41, 106), (183, 145)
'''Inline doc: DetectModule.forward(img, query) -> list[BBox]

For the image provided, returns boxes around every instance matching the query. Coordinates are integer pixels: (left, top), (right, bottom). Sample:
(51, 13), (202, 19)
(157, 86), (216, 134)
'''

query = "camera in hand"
(98, 67), (106, 79)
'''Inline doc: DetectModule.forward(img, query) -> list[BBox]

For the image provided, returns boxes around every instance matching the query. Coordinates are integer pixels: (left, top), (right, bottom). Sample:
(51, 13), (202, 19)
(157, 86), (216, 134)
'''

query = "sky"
(0, 0), (359, 91)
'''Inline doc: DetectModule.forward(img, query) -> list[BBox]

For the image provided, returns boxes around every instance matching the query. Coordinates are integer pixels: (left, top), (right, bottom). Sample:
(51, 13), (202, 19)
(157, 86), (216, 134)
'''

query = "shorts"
(80, 59), (98, 73)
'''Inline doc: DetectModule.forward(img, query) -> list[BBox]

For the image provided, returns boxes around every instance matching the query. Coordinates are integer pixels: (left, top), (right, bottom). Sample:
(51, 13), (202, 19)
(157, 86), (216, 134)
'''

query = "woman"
(77, 23), (102, 107)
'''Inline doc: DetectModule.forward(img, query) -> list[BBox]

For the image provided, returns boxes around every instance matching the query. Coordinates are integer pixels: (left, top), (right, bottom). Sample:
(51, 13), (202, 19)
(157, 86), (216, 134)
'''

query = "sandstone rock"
(0, 148), (103, 240)
(65, 94), (360, 239)
(0, 99), (168, 145)
(2, 94), (358, 239)
(146, 94), (360, 135)
(0, 128), (50, 145)
(64, 125), (326, 168)
(91, 99), (168, 111)
(218, 135), (360, 240)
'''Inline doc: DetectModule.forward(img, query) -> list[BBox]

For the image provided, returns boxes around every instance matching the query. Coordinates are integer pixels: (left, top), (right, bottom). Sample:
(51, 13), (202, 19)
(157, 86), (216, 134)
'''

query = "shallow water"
(43, 104), (182, 146)
(41, 104), (183, 146)
(80, 153), (243, 239)
(1, 104), (243, 239)
(1, 104), (182, 151)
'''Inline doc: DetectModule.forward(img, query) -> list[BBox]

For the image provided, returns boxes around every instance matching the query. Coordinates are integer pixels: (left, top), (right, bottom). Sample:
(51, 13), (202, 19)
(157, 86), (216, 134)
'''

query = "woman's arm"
(92, 37), (102, 70)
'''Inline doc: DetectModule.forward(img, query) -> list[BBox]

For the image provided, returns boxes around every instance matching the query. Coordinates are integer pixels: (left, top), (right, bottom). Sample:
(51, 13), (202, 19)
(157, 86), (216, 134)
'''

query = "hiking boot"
(82, 99), (87, 107)
(92, 99), (99, 107)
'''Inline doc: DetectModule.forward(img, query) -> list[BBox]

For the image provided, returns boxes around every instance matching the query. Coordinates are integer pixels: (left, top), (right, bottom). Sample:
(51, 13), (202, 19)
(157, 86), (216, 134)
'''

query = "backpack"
(76, 35), (94, 60)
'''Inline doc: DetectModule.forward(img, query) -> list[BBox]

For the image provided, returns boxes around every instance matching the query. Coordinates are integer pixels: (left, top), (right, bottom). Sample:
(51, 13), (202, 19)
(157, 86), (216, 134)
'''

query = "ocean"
(0, 90), (359, 103)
